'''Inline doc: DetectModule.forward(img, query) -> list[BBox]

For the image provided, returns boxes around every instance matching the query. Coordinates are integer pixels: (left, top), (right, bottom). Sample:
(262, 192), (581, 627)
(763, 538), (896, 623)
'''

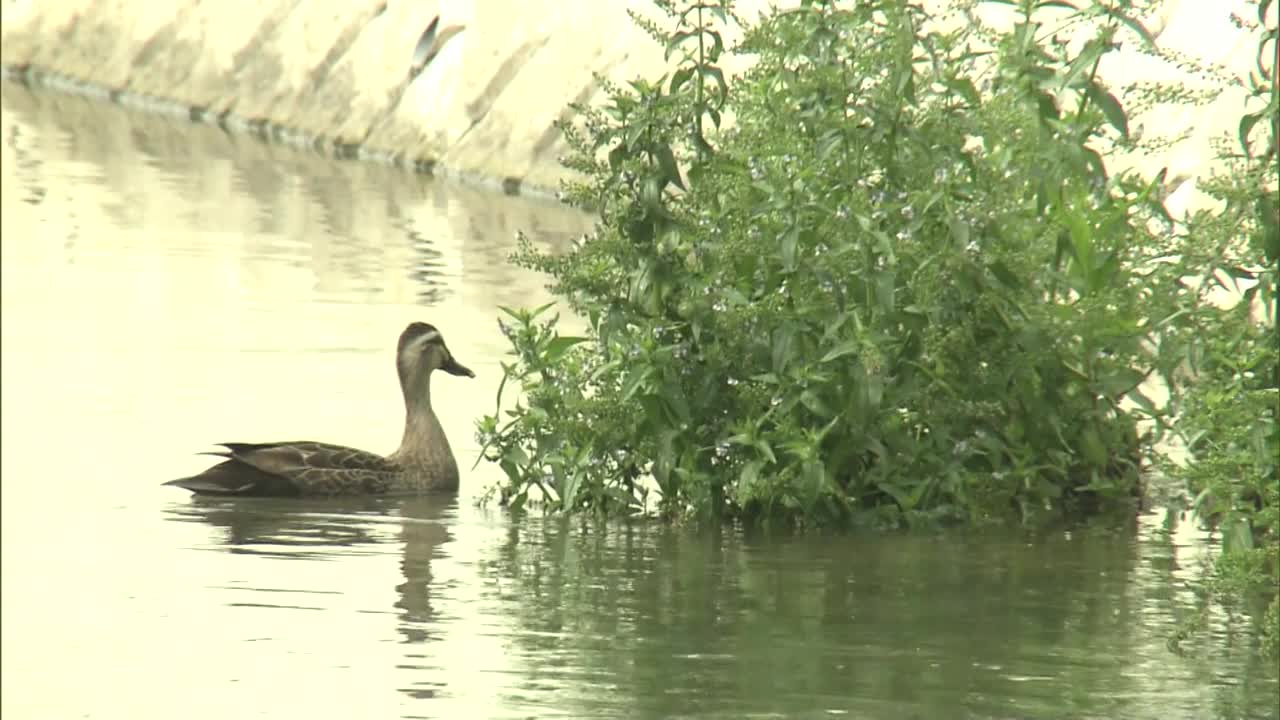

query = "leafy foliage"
(1151, 0), (1277, 656)
(475, 0), (1207, 528)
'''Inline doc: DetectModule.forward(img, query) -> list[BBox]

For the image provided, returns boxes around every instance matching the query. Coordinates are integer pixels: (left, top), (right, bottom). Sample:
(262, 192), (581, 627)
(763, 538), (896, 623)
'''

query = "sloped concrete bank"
(0, 0), (742, 199)
(1, 61), (498, 189)
(0, 0), (1268, 205)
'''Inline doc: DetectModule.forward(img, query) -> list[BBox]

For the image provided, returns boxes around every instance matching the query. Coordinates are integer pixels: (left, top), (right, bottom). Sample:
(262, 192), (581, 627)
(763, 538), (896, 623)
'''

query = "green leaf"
(499, 459), (520, 483)
(1066, 207), (1094, 292)
(1257, 193), (1280, 264)
(669, 66), (694, 95)
(507, 490), (528, 513)
(1034, 91), (1060, 121)
(779, 226), (799, 271)
(1239, 110), (1264, 156)
(772, 327), (795, 373)
(1125, 386), (1160, 417)
(654, 431), (676, 493)
(944, 77), (981, 106)
(1224, 265), (1256, 281)
(493, 365), (510, 415)
(565, 466), (586, 507)
(821, 340), (860, 363)
(755, 440), (777, 465)
(620, 367), (653, 401)
(988, 261), (1023, 290)
(874, 271), (895, 313)
(1221, 513), (1255, 555)
(865, 372), (884, 409)
(655, 143), (686, 191)
(1082, 147), (1108, 184)
(1079, 425), (1108, 466)
(665, 30), (697, 61)
(605, 486), (639, 509)
(663, 387), (692, 424)
(948, 216), (971, 246)
(1060, 38), (1105, 90)
(640, 395), (671, 427)
(1101, 5), (1158, 49)
(588, 358), (622, 383)
(608, 143), (627, 173)
(542, 336), (588, 365)
(640, 175), (663, 210)
(1086, 81), (1128, 138)
(1090, 251), (1120, 291)
(800, 390), (831, 418)
(740, 461), (763, 493)
(877, 478), (927, 511)
(1097, 367), (1146, 397)
(700, 66), (728, 106)
(816, 128), (844, 161)
(801, 460), (826, 505)
(723, 287), (750, 306)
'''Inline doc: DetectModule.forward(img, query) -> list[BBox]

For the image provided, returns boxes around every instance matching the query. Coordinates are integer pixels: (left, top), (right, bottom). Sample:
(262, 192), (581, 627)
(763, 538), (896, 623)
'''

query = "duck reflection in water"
(164, 494), (456, 700)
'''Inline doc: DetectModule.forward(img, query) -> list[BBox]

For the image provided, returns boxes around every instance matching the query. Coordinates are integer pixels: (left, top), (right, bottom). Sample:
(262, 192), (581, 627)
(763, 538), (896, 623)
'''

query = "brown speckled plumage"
(165, 322), (474, 497)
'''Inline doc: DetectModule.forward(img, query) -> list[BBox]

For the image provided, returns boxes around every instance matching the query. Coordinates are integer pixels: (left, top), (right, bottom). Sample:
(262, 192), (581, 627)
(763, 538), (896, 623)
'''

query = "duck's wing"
(165, 441), (400, 496)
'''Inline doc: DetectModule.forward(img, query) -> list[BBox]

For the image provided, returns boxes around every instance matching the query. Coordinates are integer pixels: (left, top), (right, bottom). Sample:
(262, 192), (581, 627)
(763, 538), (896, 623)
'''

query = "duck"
(164, 322), (475, 497)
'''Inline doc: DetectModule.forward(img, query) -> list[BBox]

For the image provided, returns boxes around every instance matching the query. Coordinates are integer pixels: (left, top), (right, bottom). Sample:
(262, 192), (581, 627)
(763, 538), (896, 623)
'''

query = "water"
(1, 82), (1276, 720)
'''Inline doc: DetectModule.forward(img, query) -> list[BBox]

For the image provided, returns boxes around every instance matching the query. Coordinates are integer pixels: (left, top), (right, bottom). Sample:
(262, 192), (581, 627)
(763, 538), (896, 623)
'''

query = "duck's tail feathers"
(164, 459), (299, 497)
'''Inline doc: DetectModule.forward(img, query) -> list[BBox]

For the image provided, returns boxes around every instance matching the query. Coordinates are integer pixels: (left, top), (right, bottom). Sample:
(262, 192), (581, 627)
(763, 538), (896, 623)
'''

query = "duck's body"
(165, 322), (473, 497)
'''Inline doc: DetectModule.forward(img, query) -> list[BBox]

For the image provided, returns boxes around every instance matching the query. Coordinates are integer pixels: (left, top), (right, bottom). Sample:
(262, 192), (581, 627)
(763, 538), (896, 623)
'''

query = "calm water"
(1, 83), (1276, 720)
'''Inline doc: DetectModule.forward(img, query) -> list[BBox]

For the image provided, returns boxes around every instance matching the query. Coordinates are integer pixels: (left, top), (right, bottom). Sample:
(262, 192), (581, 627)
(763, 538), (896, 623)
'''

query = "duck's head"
(396, 322), (474, 387)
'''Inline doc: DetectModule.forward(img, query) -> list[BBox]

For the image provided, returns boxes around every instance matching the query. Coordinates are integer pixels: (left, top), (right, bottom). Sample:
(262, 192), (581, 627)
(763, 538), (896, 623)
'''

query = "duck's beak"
(442, 354), (475, 378)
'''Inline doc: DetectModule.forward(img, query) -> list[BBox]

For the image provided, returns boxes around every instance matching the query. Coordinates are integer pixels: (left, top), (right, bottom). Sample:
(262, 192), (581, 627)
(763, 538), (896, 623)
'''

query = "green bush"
(1154, 0), (1277, 655)
(474, 0), (1201, 527)
(479, 0), (1278, 652)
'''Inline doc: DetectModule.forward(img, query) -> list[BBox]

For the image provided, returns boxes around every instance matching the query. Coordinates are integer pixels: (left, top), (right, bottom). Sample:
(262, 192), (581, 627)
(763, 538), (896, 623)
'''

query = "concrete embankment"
(0, 0), (760, 197)
(0, 0), (1269, 205)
